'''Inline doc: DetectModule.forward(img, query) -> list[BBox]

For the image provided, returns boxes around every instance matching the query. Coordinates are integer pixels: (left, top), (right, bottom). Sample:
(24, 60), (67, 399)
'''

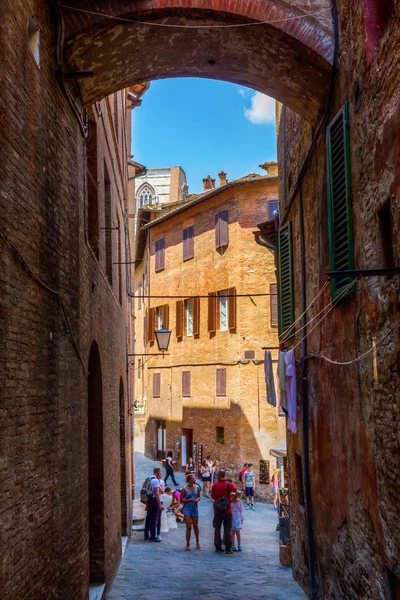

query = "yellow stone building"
(133, 166), (285, 498)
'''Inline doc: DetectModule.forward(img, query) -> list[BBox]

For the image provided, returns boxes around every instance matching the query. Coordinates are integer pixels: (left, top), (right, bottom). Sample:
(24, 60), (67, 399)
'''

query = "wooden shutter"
(144, 314), (147, 345)
(215, 214), (220, 248)
(216, 211), (229, 248)
(162, 304), (169, 330)
(268, 200), (279, 220)
(208, 293), (217, 333)
(155, 240), (159, 272)
(148, 307), (155, 343)
(216, 368), (226, 396)
(193, 296), (200, 336)
(153, 373), (161, 398)
(176, 300), (183, 338)
(183, 226), (194, 261)
(182, 371), (191, 397)
(326, 102), (355, 300)
(155, 238), (165, 272)
(277, 222), (294, 338)
(270, 283), (278, 327)
(228, 287), (236, 330)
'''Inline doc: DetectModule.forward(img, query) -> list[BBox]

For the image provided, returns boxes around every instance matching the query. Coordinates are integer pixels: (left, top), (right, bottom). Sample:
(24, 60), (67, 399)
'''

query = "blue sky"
(131, 78), (277, 194)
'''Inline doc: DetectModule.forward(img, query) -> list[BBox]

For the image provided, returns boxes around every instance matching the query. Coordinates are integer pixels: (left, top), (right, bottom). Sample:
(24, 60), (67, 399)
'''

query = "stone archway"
(62, 0), (334, 123)
(88, 341), (105, 584)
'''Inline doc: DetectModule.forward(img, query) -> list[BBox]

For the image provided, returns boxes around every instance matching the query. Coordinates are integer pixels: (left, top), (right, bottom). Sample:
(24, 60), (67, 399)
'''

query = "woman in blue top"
(181, 473), (201, 551)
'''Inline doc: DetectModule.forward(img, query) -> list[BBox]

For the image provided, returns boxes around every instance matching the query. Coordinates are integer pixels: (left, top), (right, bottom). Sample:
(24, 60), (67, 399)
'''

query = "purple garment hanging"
(285, 349), (297, 433)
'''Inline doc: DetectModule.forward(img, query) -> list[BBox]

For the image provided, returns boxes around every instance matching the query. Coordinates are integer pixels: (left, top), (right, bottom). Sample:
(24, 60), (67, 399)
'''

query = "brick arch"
(63, 1), (334, 122)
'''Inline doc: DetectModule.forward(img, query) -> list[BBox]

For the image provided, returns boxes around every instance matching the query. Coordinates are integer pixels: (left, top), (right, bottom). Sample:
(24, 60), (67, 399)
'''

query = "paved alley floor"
(107, 453), (307, 600)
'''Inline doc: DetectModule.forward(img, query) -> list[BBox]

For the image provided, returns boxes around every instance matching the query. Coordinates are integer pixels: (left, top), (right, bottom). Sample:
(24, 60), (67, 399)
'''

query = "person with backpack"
(142, 467), (164, 542)
(211, 469), (238, 554)
(164, 450), (178, 486)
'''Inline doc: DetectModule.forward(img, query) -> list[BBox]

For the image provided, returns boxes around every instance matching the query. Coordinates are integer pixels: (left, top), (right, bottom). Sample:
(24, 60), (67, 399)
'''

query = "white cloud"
(244, 92), (275, 124)
(238, 88), (246, 97)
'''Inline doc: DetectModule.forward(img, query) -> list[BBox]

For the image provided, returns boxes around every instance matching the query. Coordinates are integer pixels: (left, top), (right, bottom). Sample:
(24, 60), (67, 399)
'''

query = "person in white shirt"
(145, 467), (164, 542)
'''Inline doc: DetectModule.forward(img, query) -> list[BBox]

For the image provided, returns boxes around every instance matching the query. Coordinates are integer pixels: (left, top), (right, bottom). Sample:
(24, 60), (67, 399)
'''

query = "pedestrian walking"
(211, 460), (220, 484)
(181, 473), (201, 551)
(164, 450), (178, 486)
(243, 464), (255, 510)
(144, 467), (164, 542)
(271, 467), (279, 511)
(211, 470), (238, 554)
(230, 492), (244, 551)
(200, 459), (211, 497)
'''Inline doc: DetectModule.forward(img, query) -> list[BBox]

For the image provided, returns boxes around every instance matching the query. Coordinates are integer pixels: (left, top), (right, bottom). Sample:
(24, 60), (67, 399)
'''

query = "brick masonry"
(277, 1), (400, 597)
(0, 3), (135, 596)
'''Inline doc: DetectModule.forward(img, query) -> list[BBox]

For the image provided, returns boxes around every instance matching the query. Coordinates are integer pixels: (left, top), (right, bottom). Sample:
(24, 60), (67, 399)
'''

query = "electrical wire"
(279, 279), (330, 343)
(0, 226), (89, 376)
(60, 5), (332, 29)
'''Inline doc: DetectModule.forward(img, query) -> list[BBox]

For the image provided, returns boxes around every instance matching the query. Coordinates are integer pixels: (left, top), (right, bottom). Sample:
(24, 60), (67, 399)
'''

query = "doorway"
(88, 342), (105, 583)
(181, 428), (193, 470)
(156, 420), (166, 460)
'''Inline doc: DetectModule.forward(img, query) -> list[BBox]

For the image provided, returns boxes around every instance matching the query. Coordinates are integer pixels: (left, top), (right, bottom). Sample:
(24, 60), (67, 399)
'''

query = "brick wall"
(0, 3), (134, 596)
(277, 1), (400, 597)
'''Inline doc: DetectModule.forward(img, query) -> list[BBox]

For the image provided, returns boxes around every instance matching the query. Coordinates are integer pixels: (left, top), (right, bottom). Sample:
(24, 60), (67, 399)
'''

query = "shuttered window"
(185, 299), (194, 336)
(193, 296), (200, 336)
(182, 371), (191, 397)
(326, 102), (355, 300)
(216, 368), (226, 396)
(219, 291), (228, 331)
(215, 211), (229, 249)
(155, 238), (165, 272)
(176, 300), (183, 338)
(268, 199), (279, 220)
(183, 225), (194, 261)
(208, 293), (217, 333)
(153, 373), (161, 398)
(228, 287), (236, 330)
(270, 283), (278, 327)
(155, 304), (169, 330)
(276, 222), (294, 337)
(148, 307), (155, 343)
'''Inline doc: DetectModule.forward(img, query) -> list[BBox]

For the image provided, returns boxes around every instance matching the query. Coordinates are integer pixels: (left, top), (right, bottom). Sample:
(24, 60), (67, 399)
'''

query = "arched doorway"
(119, 378), (128, 536)
(88, 341), (105, 584)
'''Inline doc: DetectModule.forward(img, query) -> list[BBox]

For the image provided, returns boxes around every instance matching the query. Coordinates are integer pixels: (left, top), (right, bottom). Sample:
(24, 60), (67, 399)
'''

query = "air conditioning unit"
(243, 350), (255, 360)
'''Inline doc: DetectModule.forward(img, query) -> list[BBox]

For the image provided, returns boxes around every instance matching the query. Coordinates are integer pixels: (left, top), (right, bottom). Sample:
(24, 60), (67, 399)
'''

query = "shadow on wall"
(144, 402), (276, 501)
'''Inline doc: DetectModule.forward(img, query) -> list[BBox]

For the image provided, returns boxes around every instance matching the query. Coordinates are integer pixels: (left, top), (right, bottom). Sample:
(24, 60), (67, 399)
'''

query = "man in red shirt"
(211, 470), (238, 554)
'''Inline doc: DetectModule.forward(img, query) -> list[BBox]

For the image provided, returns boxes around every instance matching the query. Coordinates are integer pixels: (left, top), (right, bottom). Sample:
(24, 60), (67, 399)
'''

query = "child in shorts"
(231, 491), (244, 551)
(243, 464), (255, 510)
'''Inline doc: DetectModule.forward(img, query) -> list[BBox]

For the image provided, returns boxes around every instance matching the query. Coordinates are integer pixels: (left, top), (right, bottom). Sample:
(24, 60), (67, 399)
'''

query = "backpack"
(213, 483), (230, 515)
(140, 475), (156, 505)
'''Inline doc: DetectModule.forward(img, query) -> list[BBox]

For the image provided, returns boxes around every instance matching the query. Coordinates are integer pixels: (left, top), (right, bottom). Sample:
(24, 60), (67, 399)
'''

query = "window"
(216, 427), (225, 444)
(182, 371), (191, 397)
(139, 186), (153, 207)
(219, 291), (228, 331)
(176, 297), (200, 338)
(208, 288), (236, 333)
(149, 305), (169, 341)
(215, 210), (229, 249)
(216, 368), (226, 396)
(183, 225), (194, 261)
(27, 15), (40, 67)
(276, 222), (294, 337)
(104, 163), (113, 284)
(268, 200), (279, 220)
(155, 238), (165, 272)
(326, 102), (355, 300)
(87, 119), (99, 258)
(137, 284), (142, 311)
(186, 299), (194, 336)
(153, 373), (161, 398)
(270, 283), (278, 327)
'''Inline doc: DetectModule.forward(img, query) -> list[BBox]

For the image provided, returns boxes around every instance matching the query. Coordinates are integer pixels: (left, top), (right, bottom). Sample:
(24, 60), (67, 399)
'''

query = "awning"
(269, 439), (287, 458)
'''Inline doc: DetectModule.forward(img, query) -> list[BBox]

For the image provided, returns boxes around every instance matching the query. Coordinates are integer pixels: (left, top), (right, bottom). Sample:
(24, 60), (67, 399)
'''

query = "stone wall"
(278, 1), (400, 597)
(0, 2), (134, 596)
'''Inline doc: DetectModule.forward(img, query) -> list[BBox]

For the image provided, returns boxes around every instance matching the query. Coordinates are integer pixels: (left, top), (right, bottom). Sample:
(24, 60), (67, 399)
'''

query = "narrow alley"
(107, 454), (306, 600)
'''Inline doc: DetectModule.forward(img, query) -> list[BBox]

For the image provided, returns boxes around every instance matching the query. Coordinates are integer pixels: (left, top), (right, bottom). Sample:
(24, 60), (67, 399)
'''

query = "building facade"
(134, 166), (188, 211)
(133, 171), (286, 499)
(273, 4), (400, 599)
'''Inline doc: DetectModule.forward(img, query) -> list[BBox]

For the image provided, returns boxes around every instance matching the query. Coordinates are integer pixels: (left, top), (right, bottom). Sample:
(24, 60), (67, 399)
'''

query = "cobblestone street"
(107, 453), (306, 600)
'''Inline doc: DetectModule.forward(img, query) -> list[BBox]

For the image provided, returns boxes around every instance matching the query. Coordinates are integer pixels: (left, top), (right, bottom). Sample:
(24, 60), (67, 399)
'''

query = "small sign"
(259, 459), (270, 484)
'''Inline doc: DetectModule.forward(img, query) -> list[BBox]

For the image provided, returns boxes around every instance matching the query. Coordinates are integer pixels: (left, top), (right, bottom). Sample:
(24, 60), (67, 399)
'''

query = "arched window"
(139, 186), (153, 207)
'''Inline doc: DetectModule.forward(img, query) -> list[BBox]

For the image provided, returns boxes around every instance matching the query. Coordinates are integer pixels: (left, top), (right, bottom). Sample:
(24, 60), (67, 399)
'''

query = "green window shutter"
(326, 102), (355, 300)
(277, 222), (294, 337)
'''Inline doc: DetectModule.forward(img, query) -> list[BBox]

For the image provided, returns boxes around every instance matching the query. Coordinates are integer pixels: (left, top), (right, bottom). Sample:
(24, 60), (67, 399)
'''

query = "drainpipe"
(299, 184), (318, 599)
